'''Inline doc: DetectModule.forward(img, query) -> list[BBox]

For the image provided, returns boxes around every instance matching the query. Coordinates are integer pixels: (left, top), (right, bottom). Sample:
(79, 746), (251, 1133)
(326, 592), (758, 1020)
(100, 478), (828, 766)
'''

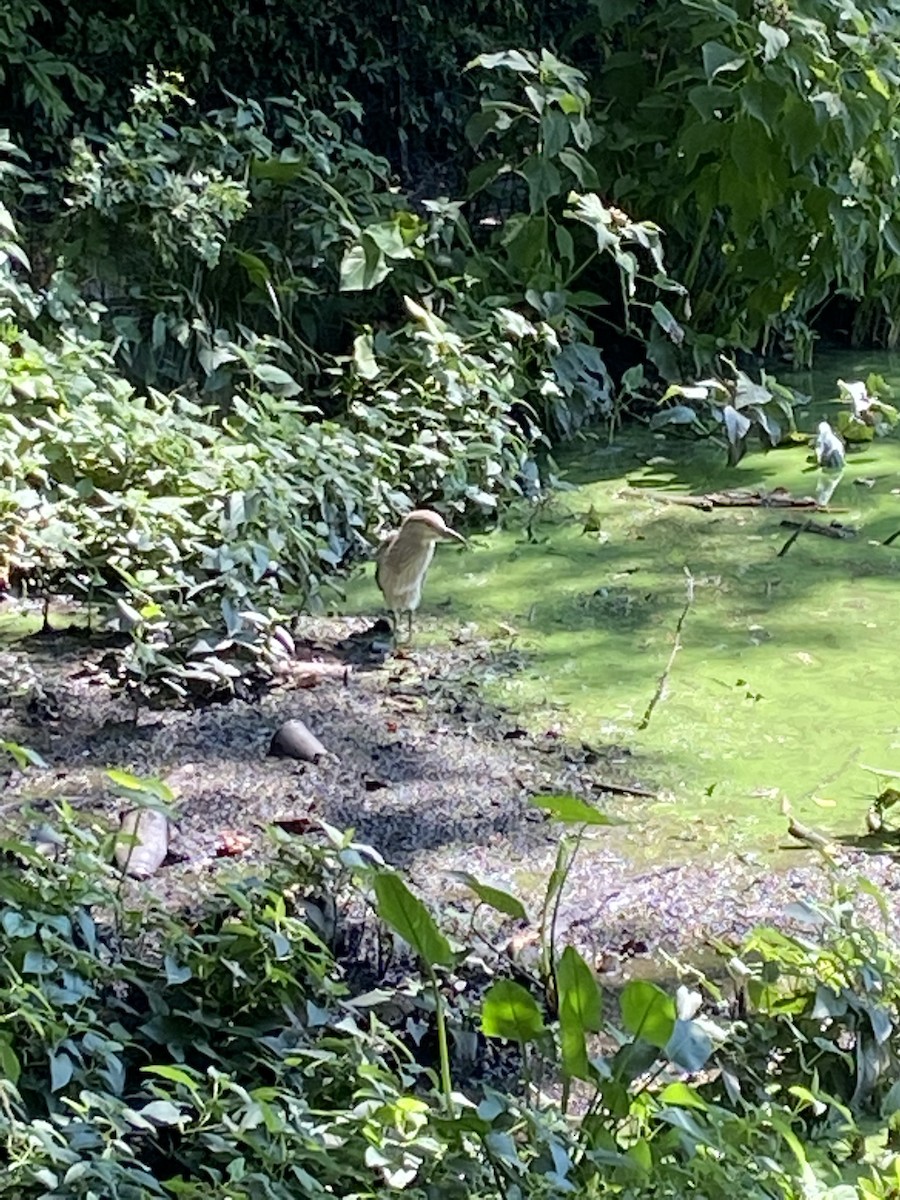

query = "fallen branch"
(787, 818), (834, 853)
(777, 518), (812, 558)
(622, 485), (821, 512)
(778, 517), (857, 557)
(779, 518), (857, 540)
(638, 567), (694, 733)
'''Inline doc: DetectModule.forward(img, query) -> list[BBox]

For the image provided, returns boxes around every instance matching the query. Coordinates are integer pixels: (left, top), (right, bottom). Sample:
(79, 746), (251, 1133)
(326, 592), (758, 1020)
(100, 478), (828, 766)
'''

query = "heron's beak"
(443, 527), (466, 545)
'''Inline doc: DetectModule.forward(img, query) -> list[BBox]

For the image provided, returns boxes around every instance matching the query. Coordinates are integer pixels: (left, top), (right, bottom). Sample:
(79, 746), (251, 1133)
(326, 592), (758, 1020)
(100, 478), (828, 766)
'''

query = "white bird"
(837, 378), (871, 421)
(815, 421), (845, 470)
(375, 509), (466, 642)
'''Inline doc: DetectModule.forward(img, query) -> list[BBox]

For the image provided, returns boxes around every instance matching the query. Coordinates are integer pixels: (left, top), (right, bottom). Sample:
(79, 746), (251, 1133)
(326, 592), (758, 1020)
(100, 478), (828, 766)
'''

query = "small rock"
(114, 808), (169, 878)
(269, 719), (329, 763)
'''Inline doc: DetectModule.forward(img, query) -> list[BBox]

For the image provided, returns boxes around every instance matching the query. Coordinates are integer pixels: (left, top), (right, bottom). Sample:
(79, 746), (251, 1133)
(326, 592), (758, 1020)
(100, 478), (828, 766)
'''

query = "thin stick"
(777, 518), (812, 557)
(638, 567), (695, 732)
(883, 529), (900, 547)
(591, 780), (658, 800)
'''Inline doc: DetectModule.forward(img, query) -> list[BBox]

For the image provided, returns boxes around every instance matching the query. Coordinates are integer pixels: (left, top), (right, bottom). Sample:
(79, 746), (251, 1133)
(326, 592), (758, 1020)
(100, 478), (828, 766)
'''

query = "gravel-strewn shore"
(2, 615), (896, 975)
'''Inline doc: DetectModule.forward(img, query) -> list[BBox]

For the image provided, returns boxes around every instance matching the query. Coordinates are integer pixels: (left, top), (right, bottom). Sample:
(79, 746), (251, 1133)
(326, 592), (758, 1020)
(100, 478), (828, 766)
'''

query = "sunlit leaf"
(481, 979), (545, 1043)
(447, 871), (527, 919)
(558, 946), (603, 1081)
(620, 980), (676, 1049)
(530, 793), (621, 826)
(373, 872), (454, 969)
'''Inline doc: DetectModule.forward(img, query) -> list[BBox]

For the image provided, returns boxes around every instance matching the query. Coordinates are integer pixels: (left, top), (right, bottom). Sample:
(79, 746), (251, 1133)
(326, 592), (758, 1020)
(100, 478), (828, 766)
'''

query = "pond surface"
(349, 349), (900, 862)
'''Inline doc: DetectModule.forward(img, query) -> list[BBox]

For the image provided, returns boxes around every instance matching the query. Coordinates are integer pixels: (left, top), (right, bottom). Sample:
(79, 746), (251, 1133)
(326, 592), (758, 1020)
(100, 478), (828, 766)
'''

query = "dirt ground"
(2, 612), (897, 978)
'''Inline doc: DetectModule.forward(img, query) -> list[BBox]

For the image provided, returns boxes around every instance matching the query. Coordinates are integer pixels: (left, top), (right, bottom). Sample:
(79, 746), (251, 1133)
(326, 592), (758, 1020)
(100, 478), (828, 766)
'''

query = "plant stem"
(429, 967), (454, 1113)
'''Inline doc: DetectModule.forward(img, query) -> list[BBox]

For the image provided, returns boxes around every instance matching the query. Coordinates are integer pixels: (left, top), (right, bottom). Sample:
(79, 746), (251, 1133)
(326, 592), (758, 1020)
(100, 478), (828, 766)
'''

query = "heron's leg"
(406, 610), (413, 642)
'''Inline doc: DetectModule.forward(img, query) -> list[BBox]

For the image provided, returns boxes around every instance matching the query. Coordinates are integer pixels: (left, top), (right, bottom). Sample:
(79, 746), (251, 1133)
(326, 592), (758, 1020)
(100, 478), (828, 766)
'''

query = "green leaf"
(251, 363), (301, 397)
(140, 1100), (185, 1125)
(234, 250), (271, 288)
(665, 1019), (713, 1072)
(470, 50), (537, 75)
(352, 333), (380, 381)
(373, 873), (454, 969)
(249, 157), (308, 184)
(50, 1051), (74, 1093)
(0, 741), (47, 771)
(651, 302), (683, 344)
(521, 156), (562, 213)
(481, 979), (545, 1043)
(620, 981), (676, 1049)
(659, 1081), (708, 1109)
(339, 242), (391, 292)
(142, 1064), (202, 1091)
(758, 20), (789, 62)
(0, 1036), (21, 1085)
(105, 770), (174, 805)
(448, 871), (527, 919)
(557, 148), (599, 189)
(701, 41), (746, 80)
(530, 793), (621, 826)
(558, 946), (603, 1081)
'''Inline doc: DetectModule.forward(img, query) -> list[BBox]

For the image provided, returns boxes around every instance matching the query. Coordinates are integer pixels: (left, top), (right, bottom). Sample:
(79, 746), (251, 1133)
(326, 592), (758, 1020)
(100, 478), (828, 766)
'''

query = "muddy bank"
(1, 614), (896, 975)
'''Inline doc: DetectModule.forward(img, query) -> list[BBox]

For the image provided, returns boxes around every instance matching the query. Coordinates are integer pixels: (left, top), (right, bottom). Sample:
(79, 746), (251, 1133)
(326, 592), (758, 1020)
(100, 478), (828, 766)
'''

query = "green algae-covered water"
(350, 350), (900, 856)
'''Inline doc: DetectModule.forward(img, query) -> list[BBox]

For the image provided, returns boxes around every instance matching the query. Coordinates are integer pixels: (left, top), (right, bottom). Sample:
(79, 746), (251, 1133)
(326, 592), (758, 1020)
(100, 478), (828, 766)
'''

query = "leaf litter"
(2, 613), (900, 975)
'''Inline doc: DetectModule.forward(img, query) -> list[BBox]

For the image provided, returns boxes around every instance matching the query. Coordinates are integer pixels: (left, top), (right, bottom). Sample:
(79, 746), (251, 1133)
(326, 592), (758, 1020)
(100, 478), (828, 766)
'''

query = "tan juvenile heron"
(375, 509), (465, 642)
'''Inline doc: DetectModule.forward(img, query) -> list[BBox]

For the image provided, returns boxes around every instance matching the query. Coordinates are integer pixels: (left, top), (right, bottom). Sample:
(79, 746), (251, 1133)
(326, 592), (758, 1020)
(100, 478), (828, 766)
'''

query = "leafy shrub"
(1, 783), (900, 1196)
(60, 72), (410, 396)
(574, 0), (900, 363)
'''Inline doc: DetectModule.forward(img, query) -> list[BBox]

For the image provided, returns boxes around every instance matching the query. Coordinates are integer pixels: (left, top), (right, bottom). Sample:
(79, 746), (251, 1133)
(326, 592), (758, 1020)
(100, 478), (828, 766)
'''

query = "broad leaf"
(531, 793), (621, 826)
(448, 871), (527, 919)
(373, 873), (454, 969)
(481, 979), (545, 1043)
(620, 980), (676, 1049)
(665, 1018), (713, 1072)
(557, 946), (603, 1081)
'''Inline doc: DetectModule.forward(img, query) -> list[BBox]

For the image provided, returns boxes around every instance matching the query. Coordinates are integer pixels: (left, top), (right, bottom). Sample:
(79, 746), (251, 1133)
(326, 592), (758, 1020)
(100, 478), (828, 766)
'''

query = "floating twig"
(883, 529), (900, 547)
(638, 567), (694, 732)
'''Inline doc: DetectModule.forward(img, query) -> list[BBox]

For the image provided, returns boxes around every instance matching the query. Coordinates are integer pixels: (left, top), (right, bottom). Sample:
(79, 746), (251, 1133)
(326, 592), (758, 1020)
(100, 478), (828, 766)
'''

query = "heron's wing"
(374, 531), (398, 593)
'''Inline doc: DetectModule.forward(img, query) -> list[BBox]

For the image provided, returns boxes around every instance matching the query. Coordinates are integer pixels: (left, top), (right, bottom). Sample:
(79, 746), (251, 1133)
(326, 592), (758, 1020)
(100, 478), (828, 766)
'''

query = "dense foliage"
(0, 49), (687, 699)
(1, 777), (900, 1197)
(3, 0), (900, 691)
(7, 0), (900, 361)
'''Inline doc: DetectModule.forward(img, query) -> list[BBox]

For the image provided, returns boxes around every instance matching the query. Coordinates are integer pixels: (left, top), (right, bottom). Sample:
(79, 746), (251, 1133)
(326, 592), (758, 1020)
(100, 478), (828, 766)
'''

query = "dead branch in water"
(638, 567), (694, 733)
(622, 486), (823, 512)
(778, 517), (857, 557)
(779, 518), (857, 539)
